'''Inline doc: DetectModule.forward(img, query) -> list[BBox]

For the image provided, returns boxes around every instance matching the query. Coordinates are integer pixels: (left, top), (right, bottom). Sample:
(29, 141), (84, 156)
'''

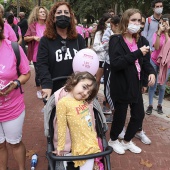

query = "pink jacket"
(24, 22), (37, 61)
(53, 87), (95, 152)
(157, 38), (170, 85)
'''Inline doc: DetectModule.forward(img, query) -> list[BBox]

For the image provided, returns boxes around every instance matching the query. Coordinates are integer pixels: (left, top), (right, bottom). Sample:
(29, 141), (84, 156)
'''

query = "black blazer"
(109, 34), (156, 103)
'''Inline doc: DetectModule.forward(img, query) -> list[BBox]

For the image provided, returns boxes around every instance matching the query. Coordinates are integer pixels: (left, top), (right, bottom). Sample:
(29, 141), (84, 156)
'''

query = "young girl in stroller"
(53, 71), (101, 170)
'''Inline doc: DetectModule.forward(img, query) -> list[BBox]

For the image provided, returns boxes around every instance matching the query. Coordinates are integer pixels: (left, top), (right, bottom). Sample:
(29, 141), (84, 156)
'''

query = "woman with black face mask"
(37, 2), (85, 99)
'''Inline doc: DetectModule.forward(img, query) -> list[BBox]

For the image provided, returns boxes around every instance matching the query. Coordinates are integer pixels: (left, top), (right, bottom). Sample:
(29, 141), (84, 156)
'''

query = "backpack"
(147, 17), (152, 36)
(11, 42), (21, 76)
(12, 24), (19, 41)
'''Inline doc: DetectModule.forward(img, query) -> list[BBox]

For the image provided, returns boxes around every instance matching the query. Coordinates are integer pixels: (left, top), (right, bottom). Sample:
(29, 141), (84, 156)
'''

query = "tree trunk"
(17, 0), (20, 17)
(114, 3), (118, 15)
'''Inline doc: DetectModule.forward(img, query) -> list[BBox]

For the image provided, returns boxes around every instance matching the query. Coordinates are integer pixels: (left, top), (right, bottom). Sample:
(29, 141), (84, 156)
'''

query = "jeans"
(148, 59), (170, 105)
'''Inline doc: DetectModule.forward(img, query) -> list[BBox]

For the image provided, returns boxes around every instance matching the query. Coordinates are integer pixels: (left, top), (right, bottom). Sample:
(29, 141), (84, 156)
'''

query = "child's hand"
(52, 150), (64, 156)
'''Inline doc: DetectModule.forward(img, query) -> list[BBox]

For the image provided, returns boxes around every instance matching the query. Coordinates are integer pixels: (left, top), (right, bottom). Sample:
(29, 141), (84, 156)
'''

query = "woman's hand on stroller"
(52, 150), (65, 156)
(42, 88), (52, 100)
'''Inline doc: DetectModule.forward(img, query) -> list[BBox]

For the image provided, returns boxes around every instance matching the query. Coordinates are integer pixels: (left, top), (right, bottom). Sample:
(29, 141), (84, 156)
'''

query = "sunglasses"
(61, 40), (67, 53)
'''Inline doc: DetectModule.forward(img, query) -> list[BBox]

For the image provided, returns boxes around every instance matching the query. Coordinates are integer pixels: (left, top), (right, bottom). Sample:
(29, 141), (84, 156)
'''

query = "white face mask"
(154, 7), (163, 15)
(106, 23), (110, 28)
(127, 23), (140, 34)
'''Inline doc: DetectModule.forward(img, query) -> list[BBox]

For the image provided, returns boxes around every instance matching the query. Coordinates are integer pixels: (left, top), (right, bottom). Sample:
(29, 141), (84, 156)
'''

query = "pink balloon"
(72, 49), (99, 75)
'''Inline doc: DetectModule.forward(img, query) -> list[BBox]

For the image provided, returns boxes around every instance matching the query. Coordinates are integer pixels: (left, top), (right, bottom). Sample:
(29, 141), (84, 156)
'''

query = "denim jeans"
(148, 59), (170, 105)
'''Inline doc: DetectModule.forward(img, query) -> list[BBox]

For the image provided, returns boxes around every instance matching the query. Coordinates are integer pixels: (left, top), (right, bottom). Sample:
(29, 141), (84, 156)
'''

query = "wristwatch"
(13, 80), (21, 89)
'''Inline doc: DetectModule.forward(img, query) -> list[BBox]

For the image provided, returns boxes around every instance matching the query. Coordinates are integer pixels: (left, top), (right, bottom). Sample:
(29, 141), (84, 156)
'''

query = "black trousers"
(110, 92), (145, 142)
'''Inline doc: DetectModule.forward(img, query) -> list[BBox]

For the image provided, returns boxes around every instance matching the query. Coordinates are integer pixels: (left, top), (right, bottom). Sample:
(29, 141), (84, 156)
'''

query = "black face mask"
(7, 17), (14, 24)
(55, 15), (70, 29)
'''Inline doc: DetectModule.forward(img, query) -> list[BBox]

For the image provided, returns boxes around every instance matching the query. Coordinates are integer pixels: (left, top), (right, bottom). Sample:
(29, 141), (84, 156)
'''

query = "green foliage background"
(0, 0), (169, 22)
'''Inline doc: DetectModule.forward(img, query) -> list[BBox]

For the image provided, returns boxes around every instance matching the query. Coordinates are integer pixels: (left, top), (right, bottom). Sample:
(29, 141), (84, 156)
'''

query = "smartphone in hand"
(0, 82), (11, 91)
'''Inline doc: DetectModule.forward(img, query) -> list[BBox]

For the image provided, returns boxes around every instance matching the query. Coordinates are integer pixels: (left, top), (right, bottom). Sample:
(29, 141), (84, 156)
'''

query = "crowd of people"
(0, 0), (170, 169)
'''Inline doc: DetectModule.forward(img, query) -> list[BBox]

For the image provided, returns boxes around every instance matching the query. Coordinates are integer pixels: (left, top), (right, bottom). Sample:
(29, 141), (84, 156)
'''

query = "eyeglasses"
(61, 40), (67, 53)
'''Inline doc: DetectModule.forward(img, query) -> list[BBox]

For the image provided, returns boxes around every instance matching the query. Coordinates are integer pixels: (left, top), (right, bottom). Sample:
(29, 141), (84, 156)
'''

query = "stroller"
(44, 77), (113, 170)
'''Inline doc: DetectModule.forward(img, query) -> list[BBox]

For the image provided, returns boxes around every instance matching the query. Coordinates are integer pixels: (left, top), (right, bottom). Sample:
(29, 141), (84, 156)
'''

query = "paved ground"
(7, 67), (170, 170)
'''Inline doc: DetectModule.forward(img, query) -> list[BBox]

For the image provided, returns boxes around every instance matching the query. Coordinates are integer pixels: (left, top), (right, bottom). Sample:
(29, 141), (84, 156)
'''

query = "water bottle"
(31, 154), (38, 170)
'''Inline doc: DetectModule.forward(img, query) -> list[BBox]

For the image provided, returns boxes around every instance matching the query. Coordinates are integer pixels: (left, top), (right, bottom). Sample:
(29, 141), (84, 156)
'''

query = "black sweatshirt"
(37, 34), (85, 93)
(109, 35), (156, 103)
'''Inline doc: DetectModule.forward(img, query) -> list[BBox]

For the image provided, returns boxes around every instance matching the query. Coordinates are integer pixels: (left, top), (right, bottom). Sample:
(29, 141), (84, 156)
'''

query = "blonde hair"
(0, 4), (4, 15)
(28, 6), (49, 25)
(119, 8), (141, 42)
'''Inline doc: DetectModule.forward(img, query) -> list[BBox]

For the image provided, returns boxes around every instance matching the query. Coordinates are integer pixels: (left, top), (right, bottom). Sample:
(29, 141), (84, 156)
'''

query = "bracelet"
(13, 80), (21, 89)
(13, 80), (23, 94)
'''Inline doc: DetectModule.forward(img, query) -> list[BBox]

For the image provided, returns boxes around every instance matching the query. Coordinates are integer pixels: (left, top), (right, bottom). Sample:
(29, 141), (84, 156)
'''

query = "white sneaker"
(121, 140), (141, 153)
(135, 130), (151, 145)
(37, 91), (43, 99)
(118, 126), (126, 139)
(108, 139), (125, 154)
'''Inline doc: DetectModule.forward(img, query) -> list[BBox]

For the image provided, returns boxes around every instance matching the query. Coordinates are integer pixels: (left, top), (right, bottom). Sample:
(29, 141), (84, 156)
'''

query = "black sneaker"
(157, 105), (164, 114)
(146, 106), (153, 115)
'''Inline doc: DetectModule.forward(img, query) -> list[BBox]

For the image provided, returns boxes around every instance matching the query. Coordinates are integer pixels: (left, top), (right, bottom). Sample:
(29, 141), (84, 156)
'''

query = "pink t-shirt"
(151, 33), (165, 66)
(13, 17), (18, 25)
(32, 23), (46, 62)
(0, 39), (30, 122)
(76, 26), (84, 38)
(124, 38), (141, 79)
(4, 23), (17, 42)
(84, 27), (90, 38)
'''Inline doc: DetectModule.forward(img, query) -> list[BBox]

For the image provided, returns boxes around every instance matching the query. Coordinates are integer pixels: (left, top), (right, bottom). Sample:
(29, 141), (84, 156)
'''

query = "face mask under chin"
(55, 15), (71, 29)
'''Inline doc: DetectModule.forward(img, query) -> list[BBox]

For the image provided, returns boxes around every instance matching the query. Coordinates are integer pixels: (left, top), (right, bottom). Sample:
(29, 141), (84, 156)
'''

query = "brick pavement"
(7, 67), (170, 170)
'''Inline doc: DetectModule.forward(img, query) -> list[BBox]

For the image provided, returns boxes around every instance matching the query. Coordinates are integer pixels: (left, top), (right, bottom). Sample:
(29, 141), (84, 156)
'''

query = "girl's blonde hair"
(119, 8), (141, 42)
(28, 6), (49, 25)
(64, 72), (98, 103)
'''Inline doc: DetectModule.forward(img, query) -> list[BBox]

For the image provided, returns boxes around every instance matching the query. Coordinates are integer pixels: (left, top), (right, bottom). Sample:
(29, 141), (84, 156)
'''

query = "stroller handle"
(48, 146), (113, 161)
(52, 76), (68, 82)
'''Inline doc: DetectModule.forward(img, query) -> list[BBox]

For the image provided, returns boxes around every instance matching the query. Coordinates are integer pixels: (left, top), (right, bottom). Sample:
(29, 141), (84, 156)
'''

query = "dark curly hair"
(151, 0), (163, 8)
(44, 1), (77, 40)
(64, 72), (98, 103)
(0, 16), (5, 40)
